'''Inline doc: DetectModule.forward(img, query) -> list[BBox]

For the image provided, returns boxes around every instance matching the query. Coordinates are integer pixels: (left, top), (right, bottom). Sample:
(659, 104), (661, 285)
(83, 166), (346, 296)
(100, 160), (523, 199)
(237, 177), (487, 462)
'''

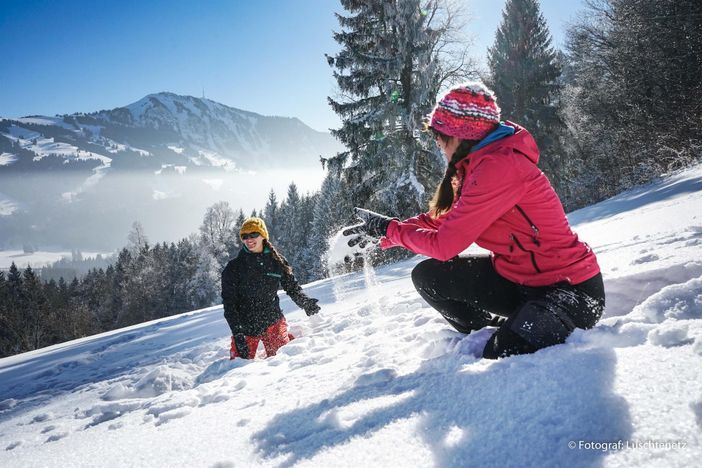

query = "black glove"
(302, 297), (320, 316)
(233, 333), (250, 359)
(342, 208), (395, 241)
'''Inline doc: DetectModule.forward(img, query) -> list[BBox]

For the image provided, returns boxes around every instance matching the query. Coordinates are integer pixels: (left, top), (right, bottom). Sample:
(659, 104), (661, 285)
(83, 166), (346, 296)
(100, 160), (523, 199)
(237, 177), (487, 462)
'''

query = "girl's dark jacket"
(221, 246), (313, 336)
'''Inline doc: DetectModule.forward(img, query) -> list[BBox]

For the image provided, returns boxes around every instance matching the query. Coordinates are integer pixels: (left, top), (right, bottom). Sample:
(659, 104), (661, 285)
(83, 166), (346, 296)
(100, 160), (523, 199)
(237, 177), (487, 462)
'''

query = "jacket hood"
(468, 121), (540, 165)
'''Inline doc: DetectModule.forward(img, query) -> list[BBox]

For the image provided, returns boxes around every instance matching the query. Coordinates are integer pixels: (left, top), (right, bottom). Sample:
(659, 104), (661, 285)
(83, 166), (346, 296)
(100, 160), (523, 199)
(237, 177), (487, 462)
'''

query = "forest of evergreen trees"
(1, 0), (700, 357)
(0, 184), (321, 358)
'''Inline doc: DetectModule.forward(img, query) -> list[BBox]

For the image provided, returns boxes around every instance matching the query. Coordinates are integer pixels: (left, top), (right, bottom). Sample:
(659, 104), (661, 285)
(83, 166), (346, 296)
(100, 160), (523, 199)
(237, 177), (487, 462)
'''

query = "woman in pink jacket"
(344, 81), (605, 359)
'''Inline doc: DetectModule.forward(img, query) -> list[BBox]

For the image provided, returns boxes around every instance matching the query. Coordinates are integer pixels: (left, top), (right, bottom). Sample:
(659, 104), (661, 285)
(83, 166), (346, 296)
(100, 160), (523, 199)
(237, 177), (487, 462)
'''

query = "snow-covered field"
(0, 251), (110, 270)
(1, 164), (701, 467)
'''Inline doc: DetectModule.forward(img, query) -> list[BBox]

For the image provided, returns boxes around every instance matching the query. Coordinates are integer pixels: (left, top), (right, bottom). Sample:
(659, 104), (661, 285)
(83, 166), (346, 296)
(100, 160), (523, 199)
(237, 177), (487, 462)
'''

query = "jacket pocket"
(515, 204), (541, 246)
(510, 233), (542, 273)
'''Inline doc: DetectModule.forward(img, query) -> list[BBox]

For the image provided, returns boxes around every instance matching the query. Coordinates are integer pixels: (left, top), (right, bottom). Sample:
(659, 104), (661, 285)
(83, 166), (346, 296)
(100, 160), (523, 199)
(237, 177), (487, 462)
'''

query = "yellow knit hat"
(239, 217), (269, 240)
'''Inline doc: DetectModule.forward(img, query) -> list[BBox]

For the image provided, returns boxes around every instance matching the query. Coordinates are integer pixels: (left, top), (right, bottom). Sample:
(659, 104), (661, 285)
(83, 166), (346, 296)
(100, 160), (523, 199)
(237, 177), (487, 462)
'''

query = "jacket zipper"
(515, 204), (541, 246)
(510, 233), (542, 273)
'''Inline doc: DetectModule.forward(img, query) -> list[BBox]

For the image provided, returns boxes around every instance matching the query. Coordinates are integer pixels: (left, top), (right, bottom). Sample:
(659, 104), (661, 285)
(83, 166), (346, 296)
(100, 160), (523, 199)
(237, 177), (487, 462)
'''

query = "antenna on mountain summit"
(202, 87), (205, 99)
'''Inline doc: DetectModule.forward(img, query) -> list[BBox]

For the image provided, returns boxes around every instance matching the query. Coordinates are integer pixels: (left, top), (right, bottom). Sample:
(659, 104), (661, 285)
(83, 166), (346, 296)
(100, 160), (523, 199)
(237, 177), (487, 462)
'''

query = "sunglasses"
(240, 232), (261, 240)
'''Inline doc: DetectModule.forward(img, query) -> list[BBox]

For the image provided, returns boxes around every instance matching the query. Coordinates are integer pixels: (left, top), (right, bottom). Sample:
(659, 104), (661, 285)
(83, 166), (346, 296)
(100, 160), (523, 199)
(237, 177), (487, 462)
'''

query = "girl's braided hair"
(263, 239), (292, 275)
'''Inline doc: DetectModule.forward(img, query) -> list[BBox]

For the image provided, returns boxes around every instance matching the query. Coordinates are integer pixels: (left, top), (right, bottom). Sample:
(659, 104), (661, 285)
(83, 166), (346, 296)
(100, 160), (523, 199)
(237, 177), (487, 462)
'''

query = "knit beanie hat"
(429, 81), (501, 141)
(239, 217), (269, 240)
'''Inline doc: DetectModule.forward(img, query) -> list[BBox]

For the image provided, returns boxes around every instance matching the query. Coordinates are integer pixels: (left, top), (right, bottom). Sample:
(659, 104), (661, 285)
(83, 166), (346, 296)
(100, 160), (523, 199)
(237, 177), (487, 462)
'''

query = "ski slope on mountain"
(1, 164), (701, 467)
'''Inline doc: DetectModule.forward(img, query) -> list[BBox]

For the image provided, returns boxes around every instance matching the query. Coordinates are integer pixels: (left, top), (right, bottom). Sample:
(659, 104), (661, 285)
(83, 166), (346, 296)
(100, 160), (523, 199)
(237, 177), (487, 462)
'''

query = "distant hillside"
(0, 93), (339, 250)
(0, 92), (342, 174)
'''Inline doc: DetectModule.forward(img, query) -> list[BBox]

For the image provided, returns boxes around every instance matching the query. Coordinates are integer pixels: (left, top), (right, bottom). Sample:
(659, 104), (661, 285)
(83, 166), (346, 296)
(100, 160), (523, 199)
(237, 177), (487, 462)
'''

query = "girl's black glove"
(303, 298), (320, 316)
(342, 208), (396, 242)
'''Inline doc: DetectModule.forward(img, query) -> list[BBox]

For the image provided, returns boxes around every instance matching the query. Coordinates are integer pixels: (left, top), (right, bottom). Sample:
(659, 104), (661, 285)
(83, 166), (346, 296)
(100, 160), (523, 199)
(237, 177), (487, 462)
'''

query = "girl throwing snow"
(344, 81), (605, 359)
(222, 217), (320, 360)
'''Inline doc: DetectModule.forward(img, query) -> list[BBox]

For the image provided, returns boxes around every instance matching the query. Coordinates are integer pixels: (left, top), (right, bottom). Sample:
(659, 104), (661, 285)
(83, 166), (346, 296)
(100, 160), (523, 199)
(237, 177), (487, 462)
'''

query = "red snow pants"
(229, 318), (294, 360)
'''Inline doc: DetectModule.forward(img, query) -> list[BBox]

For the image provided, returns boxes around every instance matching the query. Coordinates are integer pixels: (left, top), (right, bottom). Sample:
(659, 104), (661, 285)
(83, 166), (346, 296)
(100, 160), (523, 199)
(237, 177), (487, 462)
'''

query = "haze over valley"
(0, 93), (340, 250)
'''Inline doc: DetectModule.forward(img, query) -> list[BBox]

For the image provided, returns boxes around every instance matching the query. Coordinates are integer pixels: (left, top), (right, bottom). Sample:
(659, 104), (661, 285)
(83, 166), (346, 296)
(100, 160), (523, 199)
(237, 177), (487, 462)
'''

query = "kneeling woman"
(347, 81), (605, 359)
(222, 217), (320, 360)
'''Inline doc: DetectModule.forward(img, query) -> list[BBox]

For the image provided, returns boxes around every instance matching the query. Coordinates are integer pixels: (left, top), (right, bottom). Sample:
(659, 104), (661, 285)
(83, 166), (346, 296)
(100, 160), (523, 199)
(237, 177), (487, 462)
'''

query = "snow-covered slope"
(1, 164), (701, 467)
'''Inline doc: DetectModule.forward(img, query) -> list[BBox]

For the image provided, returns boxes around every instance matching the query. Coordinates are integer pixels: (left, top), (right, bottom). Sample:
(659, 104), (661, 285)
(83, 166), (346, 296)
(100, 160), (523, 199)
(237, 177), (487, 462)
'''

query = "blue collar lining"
(471, 122), (515, 152)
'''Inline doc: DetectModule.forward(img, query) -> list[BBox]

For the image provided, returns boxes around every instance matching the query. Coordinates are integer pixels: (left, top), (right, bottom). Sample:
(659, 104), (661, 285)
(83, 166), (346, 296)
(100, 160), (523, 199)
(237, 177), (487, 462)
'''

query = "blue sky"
(0, 0), (583, 132)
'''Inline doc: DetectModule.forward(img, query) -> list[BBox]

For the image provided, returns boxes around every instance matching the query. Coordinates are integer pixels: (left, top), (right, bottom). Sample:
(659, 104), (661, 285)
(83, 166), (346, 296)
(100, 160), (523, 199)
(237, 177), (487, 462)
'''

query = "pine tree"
(295, 192), (318, 283)
(487, 0), (564, 187)
(277, 183), (303, 264)
(20, 266), (50, 351)
(235, 209), (246, 230)
(0, 271), (10, 356)
(0, 264), (24, 356)
(327, 0), (452, 219)
(262, 189), (279, 244)
(0, 272), (6, 304)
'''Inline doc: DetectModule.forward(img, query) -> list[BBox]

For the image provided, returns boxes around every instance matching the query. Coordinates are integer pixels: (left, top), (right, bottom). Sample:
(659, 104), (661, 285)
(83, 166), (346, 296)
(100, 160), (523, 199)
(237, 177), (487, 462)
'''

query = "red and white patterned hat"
(429, 81), (501, 141)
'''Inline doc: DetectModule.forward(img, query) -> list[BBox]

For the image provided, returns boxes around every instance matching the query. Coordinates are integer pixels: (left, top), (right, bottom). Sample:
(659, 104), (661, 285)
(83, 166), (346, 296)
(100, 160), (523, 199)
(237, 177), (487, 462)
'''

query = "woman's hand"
(302, 297), (320, 316)
(342, 208), (395, 242)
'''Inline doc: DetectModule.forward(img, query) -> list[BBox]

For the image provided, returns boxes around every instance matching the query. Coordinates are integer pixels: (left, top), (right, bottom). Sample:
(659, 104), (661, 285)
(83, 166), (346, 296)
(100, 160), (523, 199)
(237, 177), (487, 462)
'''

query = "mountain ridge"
(0, 91), (342, 172)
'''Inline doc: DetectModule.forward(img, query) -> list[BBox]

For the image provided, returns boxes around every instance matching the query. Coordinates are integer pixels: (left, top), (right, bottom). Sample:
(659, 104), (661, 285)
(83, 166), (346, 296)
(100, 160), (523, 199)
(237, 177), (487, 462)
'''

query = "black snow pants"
(411, 256), (605, 359)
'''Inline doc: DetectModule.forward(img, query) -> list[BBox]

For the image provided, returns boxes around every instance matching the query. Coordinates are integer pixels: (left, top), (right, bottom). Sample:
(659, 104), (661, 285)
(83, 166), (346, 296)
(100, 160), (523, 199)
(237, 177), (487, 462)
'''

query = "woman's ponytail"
(429, 136), (475, 217)
(263, 239), (293, 275)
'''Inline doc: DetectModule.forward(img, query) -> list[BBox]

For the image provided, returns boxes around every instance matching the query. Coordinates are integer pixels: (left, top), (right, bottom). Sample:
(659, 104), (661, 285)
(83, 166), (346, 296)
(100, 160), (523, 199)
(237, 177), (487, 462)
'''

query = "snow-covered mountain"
(0, 93), (341, 249)
(1, 164), (701, 467)
(0, 92), (341, 173)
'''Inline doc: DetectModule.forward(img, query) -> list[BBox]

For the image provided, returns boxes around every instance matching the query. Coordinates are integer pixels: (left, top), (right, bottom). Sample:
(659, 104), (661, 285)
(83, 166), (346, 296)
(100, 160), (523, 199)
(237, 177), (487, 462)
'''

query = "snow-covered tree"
(126, 221), (149, 255)
(199, 201), (238, 270)
(295, 192), (318, 283)
(0, 264), (24, 356)
(188, 233), (220, 307)
(262, 189), (280, 244)
(326, 0), (466, 219)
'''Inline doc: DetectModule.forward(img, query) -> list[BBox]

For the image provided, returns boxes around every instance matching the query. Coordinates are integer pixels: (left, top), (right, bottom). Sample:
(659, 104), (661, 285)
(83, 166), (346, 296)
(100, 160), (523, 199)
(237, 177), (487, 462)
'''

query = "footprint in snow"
(29, 413), (51, 424)
(45, 432), (68, 443)
(414, 316), (430, 326)
(691, 400), (702, 430)
(195, 358), (248, 385)
(199, 391), (231, 406)
(647, 323), (694, 347)
(6, 441), (21, 450)
(631, 253), (660, 265)
(354, 368), (398, 388)
(211, 462), (236, 468)
(154, 407), (192, 426)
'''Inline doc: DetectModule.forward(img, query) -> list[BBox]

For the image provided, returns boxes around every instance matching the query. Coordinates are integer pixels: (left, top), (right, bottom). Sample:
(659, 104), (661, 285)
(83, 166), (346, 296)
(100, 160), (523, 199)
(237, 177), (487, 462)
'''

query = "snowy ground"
(0, 251), (110, 270)
(1, 164), (701, 467)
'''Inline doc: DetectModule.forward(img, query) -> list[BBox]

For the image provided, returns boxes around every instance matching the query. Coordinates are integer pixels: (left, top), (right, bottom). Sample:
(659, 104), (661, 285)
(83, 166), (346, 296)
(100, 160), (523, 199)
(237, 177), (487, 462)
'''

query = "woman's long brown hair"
(428, 129), (477, 217)
(263, 239), (292, 275)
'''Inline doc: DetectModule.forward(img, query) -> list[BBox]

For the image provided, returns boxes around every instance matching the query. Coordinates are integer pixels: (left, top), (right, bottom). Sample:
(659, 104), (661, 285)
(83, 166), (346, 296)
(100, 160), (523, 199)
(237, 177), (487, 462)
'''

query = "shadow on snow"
(252, 346), (631, 468)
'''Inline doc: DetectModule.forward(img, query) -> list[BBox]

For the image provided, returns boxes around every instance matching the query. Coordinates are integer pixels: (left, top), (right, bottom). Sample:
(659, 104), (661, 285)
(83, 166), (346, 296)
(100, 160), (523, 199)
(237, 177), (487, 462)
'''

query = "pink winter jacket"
(381, 122), (600, 287)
